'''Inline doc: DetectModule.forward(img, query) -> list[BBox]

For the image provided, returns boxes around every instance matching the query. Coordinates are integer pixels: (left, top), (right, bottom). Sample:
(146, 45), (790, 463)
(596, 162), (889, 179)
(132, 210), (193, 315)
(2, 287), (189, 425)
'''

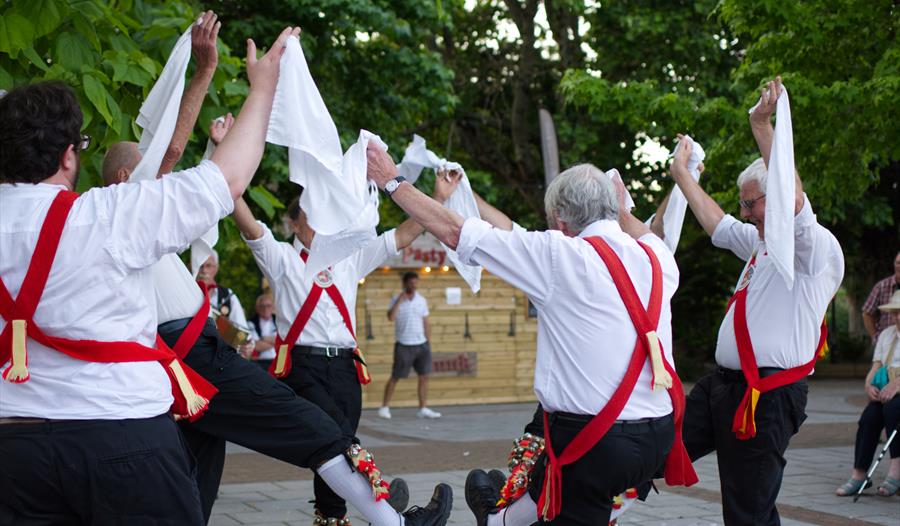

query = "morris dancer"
(0, 52), (275, 521)
(366, 149), (697, 524)
(100, 21), (450, 526)
(232, 176), (457, 524)
(671, 78), (844, 525)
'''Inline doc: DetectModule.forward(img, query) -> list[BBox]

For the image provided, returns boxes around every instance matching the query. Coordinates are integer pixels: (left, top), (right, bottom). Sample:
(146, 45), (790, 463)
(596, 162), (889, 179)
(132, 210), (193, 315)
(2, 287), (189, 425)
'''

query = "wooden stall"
(355, 233), (538, 408)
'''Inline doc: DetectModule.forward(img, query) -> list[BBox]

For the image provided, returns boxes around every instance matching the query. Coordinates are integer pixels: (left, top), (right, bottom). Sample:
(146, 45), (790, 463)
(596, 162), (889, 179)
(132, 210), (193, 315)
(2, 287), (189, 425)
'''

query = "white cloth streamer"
(749, 87), (796, 289)
(190, 125), (222, 277)
(397, 135), (483, 293)
(661, 135), (705, 253)
(129, 22), (195, 182)
(266, 35), (380, 279)
(605, 168), (636, 211)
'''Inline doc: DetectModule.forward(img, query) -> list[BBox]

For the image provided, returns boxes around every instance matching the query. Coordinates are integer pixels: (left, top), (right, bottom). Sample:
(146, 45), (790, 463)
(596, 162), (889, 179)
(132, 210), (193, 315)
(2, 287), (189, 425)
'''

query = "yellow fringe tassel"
(3, 320), (30, 383)
(645, 331), (672, 391)
(168, 360), (209, 417)
(273, 344), (289, 376)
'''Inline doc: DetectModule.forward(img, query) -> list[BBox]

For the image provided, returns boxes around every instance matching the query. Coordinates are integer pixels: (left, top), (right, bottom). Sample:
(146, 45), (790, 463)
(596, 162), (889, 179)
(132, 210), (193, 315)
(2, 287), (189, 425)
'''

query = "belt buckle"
(325, 346), (338, 358)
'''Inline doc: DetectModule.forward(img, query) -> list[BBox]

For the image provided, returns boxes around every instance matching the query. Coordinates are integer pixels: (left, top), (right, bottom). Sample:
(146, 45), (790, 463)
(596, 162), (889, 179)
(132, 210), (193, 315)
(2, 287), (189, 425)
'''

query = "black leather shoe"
(387, 477), (409, 513)
(402, 483), (453, 526)
(487, 469), (507, 494)
(465, 469), (499, 526)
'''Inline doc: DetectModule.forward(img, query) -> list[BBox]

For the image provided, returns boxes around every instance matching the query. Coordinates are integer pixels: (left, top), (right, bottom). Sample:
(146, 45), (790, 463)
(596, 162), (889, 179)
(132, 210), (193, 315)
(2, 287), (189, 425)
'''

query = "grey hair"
(208, 249), (219, 264)
(544, 163), (619, 233)
(737, 157), (767, 193)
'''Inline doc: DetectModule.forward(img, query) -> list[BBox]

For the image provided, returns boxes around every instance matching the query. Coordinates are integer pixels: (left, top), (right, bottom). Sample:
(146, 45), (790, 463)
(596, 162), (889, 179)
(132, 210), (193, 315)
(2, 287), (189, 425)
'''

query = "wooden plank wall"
(356, 268), (538, 408)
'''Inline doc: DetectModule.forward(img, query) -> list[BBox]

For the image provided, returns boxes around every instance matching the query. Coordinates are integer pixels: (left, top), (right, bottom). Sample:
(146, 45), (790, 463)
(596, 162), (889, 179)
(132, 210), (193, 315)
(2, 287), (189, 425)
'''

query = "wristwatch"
(384, 175), (407, 196)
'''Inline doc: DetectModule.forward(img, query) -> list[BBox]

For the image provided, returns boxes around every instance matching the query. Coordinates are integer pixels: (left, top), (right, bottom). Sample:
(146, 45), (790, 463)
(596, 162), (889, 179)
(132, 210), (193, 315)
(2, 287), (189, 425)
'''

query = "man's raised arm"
(749, 76), (804, 214)
(232, 196), (263, 240)
(212, 27), (299, 199)
(157, 10), (220, 177)
(669, 134), (724, 237)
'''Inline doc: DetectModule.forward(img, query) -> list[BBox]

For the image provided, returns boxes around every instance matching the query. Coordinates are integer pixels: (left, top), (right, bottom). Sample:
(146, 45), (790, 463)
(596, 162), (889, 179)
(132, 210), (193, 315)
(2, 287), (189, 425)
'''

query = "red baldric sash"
(269, 251), (371, 385)
(537, 236), (697, 521)
(0, 191), (217, 421)
(727, 252), (827, 439)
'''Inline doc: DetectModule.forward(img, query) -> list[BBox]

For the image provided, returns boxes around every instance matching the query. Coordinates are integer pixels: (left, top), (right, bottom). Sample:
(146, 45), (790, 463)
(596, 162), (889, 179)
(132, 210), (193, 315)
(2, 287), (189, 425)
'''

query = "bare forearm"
(388, 299), (402, 321)
(671, 169), (724, 237)
(620, 211), (652, 240)
(232, 197), (263, 239)
(395, 218), (426, 250)
(750, 119), (775, 168)
(211, 86), (275, 199)
(649, 192), (672, 239)
(390, 183), (465, 249)
(865, 361), (882, 386)
(158, 67), (215, 176)
(424, 318), (431, 341)
(474, 193), (513, 231)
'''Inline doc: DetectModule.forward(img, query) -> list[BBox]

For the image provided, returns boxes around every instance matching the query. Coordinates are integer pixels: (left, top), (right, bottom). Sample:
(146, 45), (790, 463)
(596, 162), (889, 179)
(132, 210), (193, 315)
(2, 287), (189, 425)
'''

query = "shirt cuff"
(382, 228), (401, 257)
(197, 160), (234, 216)
(711, 214), (740, 249)
(794, 193), (814, 229)
(243, 221), (275, 250)
(456, 217), (493, 266)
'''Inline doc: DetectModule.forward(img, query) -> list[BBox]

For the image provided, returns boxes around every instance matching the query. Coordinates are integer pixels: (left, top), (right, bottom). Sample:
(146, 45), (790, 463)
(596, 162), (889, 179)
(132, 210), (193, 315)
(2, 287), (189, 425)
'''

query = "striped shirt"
(863, 275), (899, 340)
(390, 293), (429, 345)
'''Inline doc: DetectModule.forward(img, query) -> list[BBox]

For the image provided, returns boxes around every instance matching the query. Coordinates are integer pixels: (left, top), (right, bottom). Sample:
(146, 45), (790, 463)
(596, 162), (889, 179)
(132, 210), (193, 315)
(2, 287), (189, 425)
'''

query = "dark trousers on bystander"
(683, 368), (808, 526)
(853, 397), (900, 470)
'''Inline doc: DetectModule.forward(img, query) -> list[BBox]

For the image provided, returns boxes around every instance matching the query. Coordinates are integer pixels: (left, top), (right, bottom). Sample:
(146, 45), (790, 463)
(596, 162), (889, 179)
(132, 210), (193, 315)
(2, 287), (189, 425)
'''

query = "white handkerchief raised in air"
(267, 35), (379, 278)
(662, 135), (705, 253)
(129, 22), (195, 182)
(605, 168), (636, 211)
(397, 135), (483, 293)
(748, 87), (795, 289)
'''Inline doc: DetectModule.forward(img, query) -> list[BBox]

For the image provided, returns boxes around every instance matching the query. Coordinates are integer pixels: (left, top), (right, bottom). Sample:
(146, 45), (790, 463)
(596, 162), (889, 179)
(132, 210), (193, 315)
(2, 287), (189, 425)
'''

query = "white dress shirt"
(152, 254), (205, 324)
(250, 316), (277, 360)
(390, 292), (430, 345)
(873, 325), (900, 368)
(0, 160), (233, 419)
(712, 195), (844, 370)
(244, 222), (399, 348)
(456, 218), (679, 419)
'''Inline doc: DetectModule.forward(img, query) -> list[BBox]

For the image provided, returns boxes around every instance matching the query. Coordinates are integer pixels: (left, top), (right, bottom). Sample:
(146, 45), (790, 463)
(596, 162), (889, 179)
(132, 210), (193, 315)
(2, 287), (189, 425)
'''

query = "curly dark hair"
(286, 188), (305, 222)
(0, 81), (83, 184)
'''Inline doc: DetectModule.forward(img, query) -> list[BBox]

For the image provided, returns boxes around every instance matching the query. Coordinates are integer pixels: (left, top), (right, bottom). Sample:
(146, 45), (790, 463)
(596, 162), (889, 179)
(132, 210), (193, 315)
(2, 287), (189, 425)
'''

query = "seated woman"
(836, 291), (900, 497)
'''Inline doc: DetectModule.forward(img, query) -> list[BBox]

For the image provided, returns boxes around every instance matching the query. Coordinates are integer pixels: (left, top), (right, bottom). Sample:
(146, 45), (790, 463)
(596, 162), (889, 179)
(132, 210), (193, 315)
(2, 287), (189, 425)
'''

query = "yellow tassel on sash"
(738, 387), (761, 435)
(3, 320), (30, 383)
(168, 360), (209, 417)
(273, 344), (289, 376)
(645, 331), (672, 391)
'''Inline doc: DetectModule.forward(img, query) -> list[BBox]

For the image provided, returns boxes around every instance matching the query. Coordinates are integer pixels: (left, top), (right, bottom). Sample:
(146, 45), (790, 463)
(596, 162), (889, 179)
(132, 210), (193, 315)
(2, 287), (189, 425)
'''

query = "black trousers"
(0, 414), (204, 525)
(854, 397), (900, 470)
(526, 413), (674, 526)
(278, 347), (363, 518)
(683, 370), (808, 526)
(158, 320), (349, 523)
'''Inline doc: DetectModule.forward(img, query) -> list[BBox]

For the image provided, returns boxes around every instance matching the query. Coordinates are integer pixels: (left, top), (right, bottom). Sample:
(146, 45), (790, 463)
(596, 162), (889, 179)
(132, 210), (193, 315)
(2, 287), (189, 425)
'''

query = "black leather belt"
(158, 316), (196, 334)
(550, 412), (673, 431)
(716, 366), (786, 382)
(293, 345), (355, 359)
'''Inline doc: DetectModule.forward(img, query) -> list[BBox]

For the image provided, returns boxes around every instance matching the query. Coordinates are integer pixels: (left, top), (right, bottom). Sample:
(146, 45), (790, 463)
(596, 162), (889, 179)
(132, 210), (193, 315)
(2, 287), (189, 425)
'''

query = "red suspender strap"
(0, 191), (217, 421)
(537, 237), (696, 521)
(270, 250), (369, 384)
(728, 254), (827, 439)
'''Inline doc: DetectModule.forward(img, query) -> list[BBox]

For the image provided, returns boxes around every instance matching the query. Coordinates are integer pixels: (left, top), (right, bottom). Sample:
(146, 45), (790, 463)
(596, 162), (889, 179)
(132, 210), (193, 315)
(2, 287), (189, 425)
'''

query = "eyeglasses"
(739, 194), (765, 209)
(77, 134), (91, 151)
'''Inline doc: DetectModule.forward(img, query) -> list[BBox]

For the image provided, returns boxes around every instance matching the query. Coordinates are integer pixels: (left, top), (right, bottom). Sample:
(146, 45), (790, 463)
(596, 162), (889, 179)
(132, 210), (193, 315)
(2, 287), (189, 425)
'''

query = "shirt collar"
(577, 219), (623, 239)
(0, 182), (69, 195)
(293, 237), (309, 255)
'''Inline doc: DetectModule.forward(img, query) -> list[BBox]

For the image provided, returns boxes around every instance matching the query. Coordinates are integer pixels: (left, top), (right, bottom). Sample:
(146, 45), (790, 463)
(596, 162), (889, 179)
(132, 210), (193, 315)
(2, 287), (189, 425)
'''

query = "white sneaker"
(378, 406), (392, 419)
(417, 407), (441, 419)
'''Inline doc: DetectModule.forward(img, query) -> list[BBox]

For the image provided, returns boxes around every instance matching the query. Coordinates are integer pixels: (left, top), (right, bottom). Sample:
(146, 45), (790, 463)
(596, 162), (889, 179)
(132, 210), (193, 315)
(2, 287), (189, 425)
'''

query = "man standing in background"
(863, 251), (900, 345)
(247, 292), (277, 370)
(380, 272), (441, 420)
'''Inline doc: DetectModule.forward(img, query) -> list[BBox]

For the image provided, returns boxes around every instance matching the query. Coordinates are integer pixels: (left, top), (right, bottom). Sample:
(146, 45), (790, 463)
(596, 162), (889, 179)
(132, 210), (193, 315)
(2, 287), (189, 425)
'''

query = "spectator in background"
(199, 249), (253, 354)
(863, 251), (900, 344)
(247, 292), (277, 370)
(379, 272), (441, 419)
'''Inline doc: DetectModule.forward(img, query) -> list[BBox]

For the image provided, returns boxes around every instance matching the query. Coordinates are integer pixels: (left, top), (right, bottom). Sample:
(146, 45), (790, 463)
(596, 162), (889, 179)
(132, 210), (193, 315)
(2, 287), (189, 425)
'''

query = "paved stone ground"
(211, 380), (899, 525)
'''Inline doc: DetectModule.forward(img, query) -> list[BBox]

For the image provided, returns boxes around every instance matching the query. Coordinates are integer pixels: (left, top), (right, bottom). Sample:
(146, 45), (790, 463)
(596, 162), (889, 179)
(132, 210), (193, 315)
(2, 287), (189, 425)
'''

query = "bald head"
(102, 141), (141, 186)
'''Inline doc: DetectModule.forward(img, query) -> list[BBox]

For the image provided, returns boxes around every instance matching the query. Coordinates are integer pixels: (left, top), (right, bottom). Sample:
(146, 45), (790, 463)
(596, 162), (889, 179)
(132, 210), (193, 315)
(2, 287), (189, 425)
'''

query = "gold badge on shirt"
(315, 268), (334, 288)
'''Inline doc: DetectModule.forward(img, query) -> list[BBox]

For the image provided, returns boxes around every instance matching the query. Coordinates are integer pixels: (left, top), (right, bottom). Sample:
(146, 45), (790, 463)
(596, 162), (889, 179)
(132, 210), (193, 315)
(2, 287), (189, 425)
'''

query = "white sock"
(317, 455), (404, 526)
(487, 493), (539, 526)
